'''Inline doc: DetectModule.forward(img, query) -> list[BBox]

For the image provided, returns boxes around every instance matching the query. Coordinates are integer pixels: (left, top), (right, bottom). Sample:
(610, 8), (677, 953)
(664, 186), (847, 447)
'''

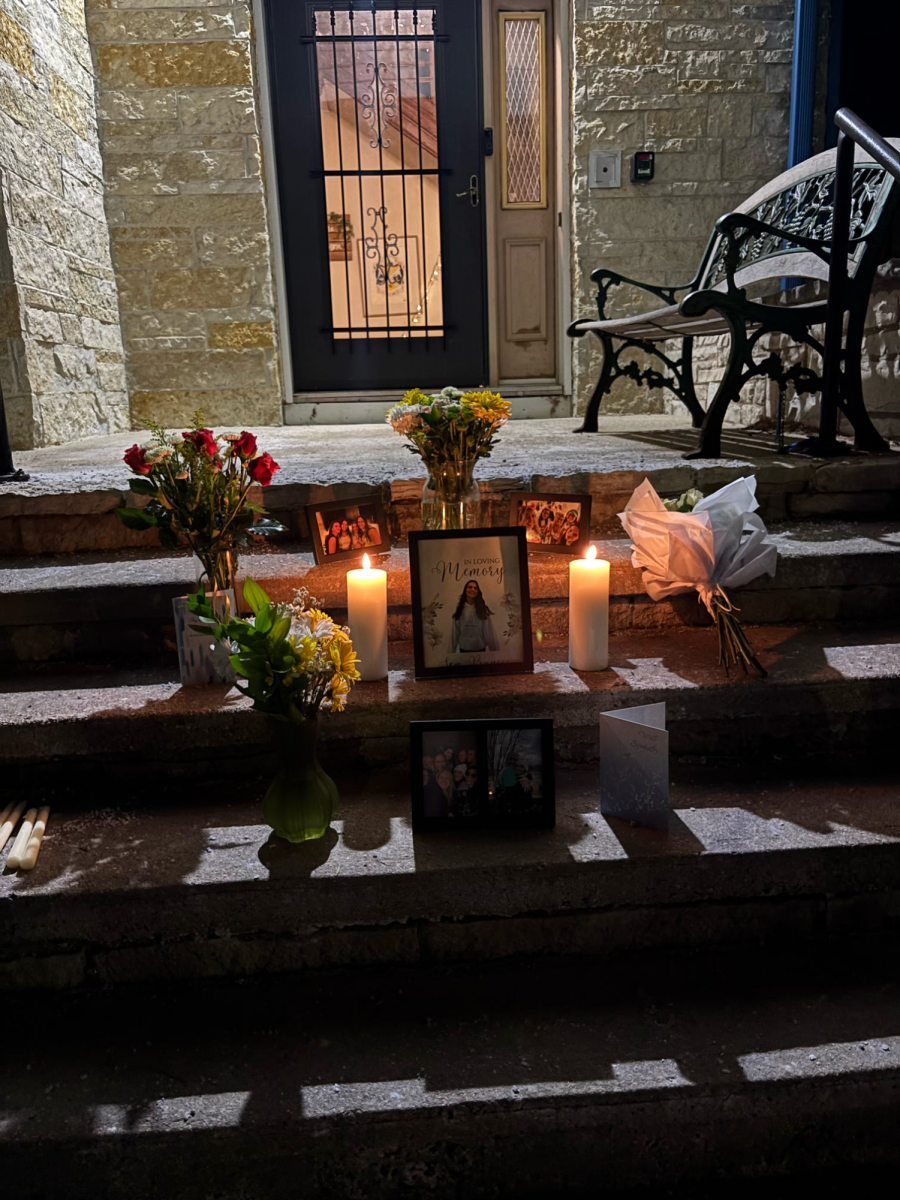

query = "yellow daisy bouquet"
(188, 579), (360, 721)
(386, 386), (511, 474)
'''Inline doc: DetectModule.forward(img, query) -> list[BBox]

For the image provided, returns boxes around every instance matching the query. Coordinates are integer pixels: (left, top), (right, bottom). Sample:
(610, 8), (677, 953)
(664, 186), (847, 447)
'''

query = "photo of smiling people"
(420, 729), (481, 820)
(308, 496), (388, 565)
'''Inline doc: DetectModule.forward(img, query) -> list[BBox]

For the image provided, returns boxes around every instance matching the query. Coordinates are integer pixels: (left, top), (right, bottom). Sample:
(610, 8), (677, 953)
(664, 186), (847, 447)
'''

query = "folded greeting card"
(599, 702), (670, 831)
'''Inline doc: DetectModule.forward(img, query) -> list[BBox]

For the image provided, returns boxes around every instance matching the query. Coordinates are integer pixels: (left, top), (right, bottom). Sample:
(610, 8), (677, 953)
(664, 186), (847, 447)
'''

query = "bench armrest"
(589, 268), (696, 319)
(715, 212), (835, 260)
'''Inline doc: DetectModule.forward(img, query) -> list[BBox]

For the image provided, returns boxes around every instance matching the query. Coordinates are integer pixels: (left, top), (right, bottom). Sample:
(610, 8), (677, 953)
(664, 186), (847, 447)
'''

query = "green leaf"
(242, 577), (269, 616)
(270, 615), (291, 645)
(128, 477), (157, 496)
(157, 525), (178, 550)
(116, 506), (157, 530)
(254, 603), (273, 635)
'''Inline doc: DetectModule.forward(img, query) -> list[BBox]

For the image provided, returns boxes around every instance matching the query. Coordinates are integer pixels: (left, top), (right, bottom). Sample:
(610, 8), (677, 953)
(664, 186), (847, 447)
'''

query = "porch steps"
(1, 769), (897, 992)
(2, 522), (899, 667)
(3, 418), (899, 556)
(2, 625), (899, 782)
(2, 946), (900, 1197)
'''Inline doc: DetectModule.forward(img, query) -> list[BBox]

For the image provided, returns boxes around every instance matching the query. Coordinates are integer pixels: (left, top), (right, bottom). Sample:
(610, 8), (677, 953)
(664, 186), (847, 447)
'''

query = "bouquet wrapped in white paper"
(619, 476), (777, 676)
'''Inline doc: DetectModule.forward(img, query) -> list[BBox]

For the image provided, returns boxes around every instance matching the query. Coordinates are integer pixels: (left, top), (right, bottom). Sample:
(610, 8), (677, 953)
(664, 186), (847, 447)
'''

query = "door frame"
(254, 0), (571, 408)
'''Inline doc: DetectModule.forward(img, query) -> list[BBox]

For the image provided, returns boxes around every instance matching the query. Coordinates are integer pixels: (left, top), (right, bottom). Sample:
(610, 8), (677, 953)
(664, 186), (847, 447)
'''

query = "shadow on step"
(1, 946), (900, 1197)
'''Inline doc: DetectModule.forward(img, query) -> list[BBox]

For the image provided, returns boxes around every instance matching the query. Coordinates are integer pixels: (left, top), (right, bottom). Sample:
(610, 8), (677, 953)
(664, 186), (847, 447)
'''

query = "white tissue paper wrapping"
(618, 476), (777, 611)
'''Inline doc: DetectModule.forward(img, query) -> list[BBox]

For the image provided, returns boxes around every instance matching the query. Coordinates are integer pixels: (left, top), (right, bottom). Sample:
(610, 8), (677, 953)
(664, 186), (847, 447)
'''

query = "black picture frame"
(308, 495), (390, 565)
(408, 526), (534, 680)
(509, 491), (593, 555)
(411, 718), (555, 832)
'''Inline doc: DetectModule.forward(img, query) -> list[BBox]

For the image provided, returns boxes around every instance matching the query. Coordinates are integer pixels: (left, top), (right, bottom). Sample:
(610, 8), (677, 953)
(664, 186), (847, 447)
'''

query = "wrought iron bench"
(568, 143), (900, 457)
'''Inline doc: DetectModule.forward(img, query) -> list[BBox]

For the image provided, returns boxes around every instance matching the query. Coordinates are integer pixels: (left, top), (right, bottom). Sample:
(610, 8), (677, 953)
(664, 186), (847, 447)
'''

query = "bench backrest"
(695, 140), (900, 295)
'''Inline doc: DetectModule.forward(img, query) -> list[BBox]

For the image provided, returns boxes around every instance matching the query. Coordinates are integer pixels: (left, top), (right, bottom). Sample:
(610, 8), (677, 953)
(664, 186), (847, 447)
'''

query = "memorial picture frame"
(411, 718), (555, 831)
(509, 491), (593, 555)
(408, 527), (533, 680)
(308, 495), (389, 566)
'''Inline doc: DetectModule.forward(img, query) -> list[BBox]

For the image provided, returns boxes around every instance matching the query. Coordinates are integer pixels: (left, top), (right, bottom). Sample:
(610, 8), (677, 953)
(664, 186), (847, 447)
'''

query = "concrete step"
(2, 522), (899, 666)
(1, 769), (897, 991)
(2, 947), (900, 1197)
(3, 418), (899, 555)
(1, 625), (898, 782)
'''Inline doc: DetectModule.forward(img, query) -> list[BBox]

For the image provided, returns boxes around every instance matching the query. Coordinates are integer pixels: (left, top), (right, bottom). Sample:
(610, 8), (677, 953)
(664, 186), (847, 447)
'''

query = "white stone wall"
(570, 0), (794, 417)
(86, 0), (283, 430)
(0, 0), (128, 449)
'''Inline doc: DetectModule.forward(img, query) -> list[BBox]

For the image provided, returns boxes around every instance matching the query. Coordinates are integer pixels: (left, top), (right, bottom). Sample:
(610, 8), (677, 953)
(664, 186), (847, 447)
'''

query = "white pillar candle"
(347, 553), (388, 682)
(568, 544), (610, 671)
(17, 806), (50, 872)
(5, 806), (37, 871)
(0, 801), (26, 854)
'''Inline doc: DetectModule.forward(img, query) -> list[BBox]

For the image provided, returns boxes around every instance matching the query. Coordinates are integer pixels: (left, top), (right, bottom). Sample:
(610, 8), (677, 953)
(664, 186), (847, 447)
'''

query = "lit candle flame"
(362, 553), (371, 570)
(586, 544), (597, 561)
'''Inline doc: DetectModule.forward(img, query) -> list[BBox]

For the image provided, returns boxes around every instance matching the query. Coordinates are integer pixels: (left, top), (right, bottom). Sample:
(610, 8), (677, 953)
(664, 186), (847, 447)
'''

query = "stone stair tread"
(2, 946), (900, 1196)
(6, 418), (900, 511)
(1, 625), (899, 779)
(4, 420), (899, 556)
(1, 521), (899, 617)
(3, 623), (899, 712)
(3, 770), (897, 911)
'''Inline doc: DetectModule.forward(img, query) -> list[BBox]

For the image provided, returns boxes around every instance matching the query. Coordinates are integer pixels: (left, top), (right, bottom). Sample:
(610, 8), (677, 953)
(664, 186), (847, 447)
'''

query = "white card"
(599, 702), (670, 831)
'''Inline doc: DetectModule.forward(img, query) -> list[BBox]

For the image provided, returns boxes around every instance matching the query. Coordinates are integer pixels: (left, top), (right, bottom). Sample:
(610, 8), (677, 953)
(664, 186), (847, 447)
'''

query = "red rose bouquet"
(117, 415), (283, 591)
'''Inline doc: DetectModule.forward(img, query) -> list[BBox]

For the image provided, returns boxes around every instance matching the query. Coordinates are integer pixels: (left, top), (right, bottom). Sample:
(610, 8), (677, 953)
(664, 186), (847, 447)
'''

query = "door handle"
(455, 174), (480, 207)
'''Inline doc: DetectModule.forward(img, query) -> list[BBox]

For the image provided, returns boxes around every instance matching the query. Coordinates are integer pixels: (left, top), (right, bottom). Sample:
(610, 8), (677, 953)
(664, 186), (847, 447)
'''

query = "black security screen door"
(265, 0), (488, 392)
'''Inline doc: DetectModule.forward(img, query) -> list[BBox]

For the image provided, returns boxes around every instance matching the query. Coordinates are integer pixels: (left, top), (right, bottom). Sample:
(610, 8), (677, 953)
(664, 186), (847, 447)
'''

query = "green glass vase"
(262, 717), (339, 843)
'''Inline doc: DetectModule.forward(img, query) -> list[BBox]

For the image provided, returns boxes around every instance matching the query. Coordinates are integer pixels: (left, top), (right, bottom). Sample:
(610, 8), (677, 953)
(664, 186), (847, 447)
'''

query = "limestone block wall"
(0, 0), (129, 449)
(570, 0), (794, 417)
(86, 0), (282, 429)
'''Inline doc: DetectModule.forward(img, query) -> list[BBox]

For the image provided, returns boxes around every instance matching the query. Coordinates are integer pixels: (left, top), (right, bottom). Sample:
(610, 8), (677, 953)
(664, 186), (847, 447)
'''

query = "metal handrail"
(835, 108), (900, 180)
(819, 108), (900, 454)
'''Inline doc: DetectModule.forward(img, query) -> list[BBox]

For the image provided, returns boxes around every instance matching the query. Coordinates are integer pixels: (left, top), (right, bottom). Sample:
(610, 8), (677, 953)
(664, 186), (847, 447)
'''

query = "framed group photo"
(411, 718), (555, 832)
(408, 527), (533, 680)
(308, 495), (389, 565)
(509, 491), (592, 555)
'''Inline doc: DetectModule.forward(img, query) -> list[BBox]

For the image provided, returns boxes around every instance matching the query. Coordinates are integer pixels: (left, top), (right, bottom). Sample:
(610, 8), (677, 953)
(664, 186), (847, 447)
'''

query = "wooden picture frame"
(308, 495), (390, 566)
(509, 491), (592, 555)
(411, 718), (555, 832)
(409, 527), (534, 680)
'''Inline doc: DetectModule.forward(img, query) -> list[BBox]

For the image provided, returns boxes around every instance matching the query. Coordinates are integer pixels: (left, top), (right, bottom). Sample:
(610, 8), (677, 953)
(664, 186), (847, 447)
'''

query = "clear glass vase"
(194, 549), (237, 594)
(421, 463), (482, 530)
(262, 717), (340, 843)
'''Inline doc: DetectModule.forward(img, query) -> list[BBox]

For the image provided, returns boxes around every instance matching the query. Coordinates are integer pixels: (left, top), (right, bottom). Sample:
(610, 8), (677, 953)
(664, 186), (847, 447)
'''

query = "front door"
(265, 0), (488, 393)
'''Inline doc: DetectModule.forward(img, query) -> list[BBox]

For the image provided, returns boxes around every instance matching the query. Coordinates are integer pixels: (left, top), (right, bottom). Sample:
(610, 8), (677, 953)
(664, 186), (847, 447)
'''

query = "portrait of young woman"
(409, 527), (533, 680)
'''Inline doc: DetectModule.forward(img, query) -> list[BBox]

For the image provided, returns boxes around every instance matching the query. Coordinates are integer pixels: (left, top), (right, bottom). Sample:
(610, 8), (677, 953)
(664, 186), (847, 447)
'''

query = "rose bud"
(123, 443), (153, 475)
(233, 430), (258, 460)
(182, 428), (218, 456)
(248, 451), (279, 486)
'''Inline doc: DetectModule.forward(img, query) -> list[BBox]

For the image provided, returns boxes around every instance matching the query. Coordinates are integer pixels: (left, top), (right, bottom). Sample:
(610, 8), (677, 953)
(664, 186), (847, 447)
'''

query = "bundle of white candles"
(0, 802), (50, 872)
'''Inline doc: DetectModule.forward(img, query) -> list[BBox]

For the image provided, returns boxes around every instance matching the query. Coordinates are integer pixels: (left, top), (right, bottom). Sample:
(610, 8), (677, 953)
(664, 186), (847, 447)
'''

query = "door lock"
(456, 174), (480, 207)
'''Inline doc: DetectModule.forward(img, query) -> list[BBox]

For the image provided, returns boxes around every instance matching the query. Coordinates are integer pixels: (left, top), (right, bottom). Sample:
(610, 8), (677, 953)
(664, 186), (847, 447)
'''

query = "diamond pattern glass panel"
(503, 16), (544, 207)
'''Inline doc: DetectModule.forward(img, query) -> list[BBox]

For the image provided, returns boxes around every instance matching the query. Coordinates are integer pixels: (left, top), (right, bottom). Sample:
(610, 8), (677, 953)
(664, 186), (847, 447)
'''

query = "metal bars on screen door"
(310, 3), (446, 347)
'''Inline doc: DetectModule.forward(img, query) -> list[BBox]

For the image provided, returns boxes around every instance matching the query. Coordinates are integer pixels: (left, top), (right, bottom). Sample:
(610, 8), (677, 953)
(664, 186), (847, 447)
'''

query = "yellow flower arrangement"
(386, 385), (510, 474)
(188, 580), (360, 722)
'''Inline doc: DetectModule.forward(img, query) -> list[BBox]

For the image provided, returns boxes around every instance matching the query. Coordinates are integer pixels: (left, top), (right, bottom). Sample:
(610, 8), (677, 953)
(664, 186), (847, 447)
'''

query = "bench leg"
(683, 319), (745, 459)
(573, 332), (704, 433)
(573, 332), (614, 433)
(841, 307), (891, 452)
(681, 338), (706, 429)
